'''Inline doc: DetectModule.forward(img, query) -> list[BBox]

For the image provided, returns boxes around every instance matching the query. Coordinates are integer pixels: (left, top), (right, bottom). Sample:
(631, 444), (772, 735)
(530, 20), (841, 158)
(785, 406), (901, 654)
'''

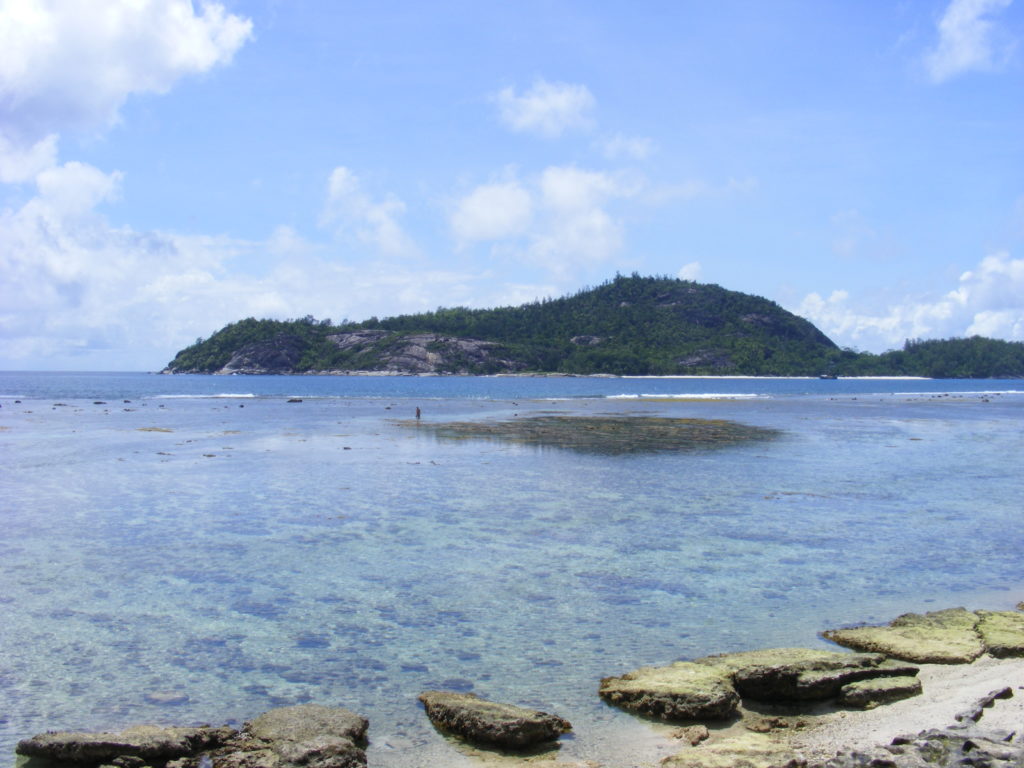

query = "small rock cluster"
(17, 704), (368, 768)
(15, 694), (572, 768)
(813, 688), (1022, 768)
(15, 606), (1024, 767)
(599, 647), (922, 721)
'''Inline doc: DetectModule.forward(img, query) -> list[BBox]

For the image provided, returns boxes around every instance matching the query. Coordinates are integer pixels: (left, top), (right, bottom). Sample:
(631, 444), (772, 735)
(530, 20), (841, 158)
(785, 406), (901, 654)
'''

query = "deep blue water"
(2, 373), (1023, 767)
(2, 370), (1023, 401)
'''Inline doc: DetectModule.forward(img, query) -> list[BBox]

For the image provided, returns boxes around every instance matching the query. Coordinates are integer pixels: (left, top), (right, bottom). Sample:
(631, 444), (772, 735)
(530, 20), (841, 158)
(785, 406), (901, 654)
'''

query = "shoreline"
(788, 655), (1024, 763)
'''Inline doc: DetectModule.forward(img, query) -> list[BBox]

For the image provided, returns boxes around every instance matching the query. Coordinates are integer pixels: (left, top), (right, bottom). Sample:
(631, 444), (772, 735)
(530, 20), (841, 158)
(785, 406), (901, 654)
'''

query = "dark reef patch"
(404, 415), (781, 455)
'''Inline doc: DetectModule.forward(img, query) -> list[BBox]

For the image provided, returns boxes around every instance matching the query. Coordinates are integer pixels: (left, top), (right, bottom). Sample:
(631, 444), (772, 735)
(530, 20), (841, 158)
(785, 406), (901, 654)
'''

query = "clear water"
(2, 374), (1023, 767)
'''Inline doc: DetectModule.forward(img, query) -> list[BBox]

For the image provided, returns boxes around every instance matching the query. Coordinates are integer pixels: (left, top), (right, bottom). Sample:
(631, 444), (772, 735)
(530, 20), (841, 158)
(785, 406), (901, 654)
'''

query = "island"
(164, 274), (1024, 378)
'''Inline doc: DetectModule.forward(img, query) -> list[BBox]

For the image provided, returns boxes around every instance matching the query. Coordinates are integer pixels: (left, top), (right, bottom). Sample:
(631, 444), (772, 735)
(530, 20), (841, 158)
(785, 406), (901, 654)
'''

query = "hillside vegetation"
(164, 275), (1024, 378)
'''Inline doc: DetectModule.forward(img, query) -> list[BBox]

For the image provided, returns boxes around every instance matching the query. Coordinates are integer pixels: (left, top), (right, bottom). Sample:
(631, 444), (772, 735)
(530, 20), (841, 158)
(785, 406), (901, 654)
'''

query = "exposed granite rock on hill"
(163, 275), (842, 376)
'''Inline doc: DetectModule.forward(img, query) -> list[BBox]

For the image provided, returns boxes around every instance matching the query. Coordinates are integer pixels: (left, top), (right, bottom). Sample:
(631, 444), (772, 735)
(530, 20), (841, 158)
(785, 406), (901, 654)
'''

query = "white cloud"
(924, 0), (1013, 83)
(678, 262), (702, 281)
(494, 79), (595, 137)
(451, 180), (533, 244)
(528, 166), (639, 273)
(448, 166), (641, 277)
(0, 133), (57, 183)
(0, 0), (253, 143)
(320, 166), (417, 257)
(0, 162), (539, 369)
(796, 251), (1024, 351)
(598, 132), (655, 160)
(598, 134), (656, 160)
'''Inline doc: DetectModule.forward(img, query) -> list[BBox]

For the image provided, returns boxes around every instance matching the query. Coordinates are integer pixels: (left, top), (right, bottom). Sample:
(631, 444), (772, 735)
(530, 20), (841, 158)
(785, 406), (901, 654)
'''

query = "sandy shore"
(790, 655), (1024, 763)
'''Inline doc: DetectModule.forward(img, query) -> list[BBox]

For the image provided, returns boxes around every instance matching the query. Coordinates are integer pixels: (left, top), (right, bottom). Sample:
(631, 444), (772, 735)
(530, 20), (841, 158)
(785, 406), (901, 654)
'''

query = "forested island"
(164, 275), (1024, 378)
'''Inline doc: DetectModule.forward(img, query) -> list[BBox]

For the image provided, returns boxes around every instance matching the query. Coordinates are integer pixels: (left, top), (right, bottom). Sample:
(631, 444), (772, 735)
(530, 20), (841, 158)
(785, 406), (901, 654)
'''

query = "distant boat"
(819, 373), (838, 380)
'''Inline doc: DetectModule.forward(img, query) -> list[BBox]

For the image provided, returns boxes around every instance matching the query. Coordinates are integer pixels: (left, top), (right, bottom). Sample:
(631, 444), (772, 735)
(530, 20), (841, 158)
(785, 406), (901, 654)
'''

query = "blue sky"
(1, 0), (1022, 370)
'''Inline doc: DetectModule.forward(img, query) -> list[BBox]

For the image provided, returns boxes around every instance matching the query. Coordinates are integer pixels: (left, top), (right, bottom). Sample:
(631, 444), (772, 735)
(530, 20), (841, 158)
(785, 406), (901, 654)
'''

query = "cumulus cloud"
(0, 0), (252, 144)
(678, 262), (702, 281)
(796, 251), (1024, 351)
(451, 180), (533, 245)
(320, 166), (417, 257)
(0, 162), (534, 369)
(448, 166), (640, 276)
(0, 133), (57, 183)
(598, 134), (656, 161)
(924, 0), (1014, 82)
(494, 79), (595, 137)
(528, 166), (639, 272)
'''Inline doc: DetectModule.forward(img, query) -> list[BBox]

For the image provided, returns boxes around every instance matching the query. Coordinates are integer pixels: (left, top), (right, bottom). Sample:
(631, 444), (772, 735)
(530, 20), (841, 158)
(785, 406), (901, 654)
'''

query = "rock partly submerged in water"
(16, 725), (235, 764)
(16, 705), (369, 768)
(821, 607), (1024, 664)
(598, 661), (741, 721)
(417, 690), (571, 749)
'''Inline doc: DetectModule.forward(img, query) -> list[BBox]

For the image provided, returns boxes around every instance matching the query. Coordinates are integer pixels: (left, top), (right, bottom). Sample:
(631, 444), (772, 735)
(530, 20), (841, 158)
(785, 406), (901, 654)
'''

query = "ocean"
(2, 372), (1023, 766)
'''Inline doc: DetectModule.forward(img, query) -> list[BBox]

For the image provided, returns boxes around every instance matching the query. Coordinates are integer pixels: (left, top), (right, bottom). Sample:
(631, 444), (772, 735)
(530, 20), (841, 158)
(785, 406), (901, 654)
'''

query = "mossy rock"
(599, 662), (740, 721)
(418, 691), (571, 749)
(822, 608), (984, 664)
(662, 731), (805, 768)
(692, 647), (917, 702)
(838, 675), (923, 709)
(976, 610), (1024, 658)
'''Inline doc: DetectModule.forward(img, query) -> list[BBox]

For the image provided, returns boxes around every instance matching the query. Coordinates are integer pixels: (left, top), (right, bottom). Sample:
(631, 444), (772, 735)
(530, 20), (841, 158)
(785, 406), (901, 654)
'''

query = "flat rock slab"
(418, 691), (571, 749)
(837, 675), (922, 709)
(16, 725), (234, 764)
(599, 662), (740, 721)
(694, 647), (918, 703)
(662, 732), (807, 768)
(822, 607), (985, 664)
(976, 610), (1024, 658)
(244, 704), (368, 747)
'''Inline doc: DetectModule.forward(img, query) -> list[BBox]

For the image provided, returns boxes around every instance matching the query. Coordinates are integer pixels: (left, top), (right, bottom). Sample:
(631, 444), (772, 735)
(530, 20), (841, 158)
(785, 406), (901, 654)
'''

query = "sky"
(1, 0), (1022, 371)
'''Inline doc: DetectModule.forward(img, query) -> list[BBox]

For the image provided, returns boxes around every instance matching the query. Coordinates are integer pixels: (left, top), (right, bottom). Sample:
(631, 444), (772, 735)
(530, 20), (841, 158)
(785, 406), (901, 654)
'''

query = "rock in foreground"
(694, 647), (918, 702)
(244, 704), (368, 746)
(16, 725), (234, 764)
(598, 662), (740, 721)
(823, 608), (992, 663)
(836, 675), (923, 709)
(418, 690), (571, 749)
(16, 705), (369, 768)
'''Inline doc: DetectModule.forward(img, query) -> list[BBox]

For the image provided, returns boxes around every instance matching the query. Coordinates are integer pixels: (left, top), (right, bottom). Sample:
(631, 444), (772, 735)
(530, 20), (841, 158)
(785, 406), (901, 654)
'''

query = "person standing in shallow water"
(415, 407), (421, 420)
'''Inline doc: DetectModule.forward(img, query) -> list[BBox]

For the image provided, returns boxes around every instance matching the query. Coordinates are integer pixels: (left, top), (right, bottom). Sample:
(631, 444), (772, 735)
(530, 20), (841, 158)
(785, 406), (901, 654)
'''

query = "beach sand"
(790, 655), (1024, 763)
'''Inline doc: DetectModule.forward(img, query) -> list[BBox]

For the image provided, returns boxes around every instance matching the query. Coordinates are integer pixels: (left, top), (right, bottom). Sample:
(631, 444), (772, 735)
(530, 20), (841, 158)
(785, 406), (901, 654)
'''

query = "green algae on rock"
(822, 608), (985, 664)
(692, 647), (918, 703)
(417, 691), (571, 749)
(836, 675), (923, 709)
(405, 415), (781, 455)
(975, 610), (1024, 658)
(661, 731), (806, 768)
(598, 662), (741, 721)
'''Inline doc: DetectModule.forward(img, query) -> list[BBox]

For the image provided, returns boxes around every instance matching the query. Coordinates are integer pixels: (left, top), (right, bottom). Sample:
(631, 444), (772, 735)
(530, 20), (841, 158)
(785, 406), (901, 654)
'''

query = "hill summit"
(165, 274), (840, 376)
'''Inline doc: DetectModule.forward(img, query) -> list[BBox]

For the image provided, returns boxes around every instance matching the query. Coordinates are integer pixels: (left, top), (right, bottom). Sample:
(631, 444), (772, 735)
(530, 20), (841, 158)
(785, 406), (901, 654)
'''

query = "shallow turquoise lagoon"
(2, 376), (1023, 766)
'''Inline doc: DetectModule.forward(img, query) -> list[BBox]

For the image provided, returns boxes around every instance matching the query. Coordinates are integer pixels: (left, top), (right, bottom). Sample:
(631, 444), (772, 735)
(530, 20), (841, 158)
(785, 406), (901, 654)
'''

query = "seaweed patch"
(404, 415), (780, 455)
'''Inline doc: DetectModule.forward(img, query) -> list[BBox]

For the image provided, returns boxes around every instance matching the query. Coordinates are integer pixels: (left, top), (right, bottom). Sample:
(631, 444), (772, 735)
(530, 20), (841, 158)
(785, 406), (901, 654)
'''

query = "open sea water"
(2, 372), (1023, 766)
